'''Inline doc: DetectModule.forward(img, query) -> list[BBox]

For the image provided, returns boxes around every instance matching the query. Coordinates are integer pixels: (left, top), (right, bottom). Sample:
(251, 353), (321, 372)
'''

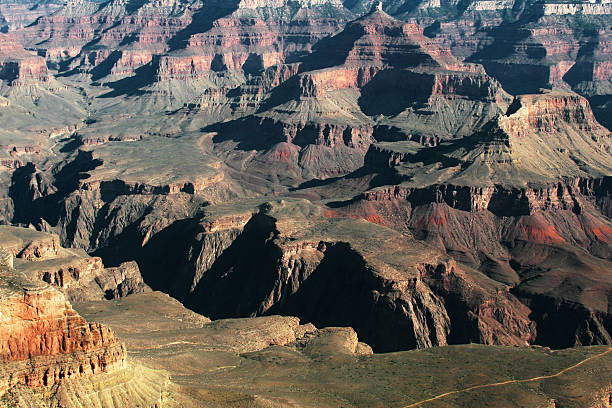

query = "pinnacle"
(370, 1), (384, 13)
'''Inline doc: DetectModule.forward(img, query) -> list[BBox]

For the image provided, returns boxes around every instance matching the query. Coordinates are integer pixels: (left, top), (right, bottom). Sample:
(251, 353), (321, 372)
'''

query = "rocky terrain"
(72, 290), (612, 408)
(0, 226), (149, 301)
(0, 233), (126, 401)
(5, 226), (606, 408)
(0, 0), (610, 406)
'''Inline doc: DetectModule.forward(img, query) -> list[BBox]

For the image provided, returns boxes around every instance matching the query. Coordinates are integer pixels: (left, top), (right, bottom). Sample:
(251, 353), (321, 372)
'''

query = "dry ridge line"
(402, 347), (612, 407)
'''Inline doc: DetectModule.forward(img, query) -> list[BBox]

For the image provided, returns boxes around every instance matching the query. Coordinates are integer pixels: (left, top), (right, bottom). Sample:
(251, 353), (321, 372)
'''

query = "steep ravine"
(183, 222), (454, 352)
(128, 208), (536, 353)
(7, 159), (611, 352)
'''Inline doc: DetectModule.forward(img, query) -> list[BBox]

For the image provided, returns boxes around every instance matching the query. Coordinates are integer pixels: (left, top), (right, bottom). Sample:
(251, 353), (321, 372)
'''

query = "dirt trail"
(402, 348), (612, 408)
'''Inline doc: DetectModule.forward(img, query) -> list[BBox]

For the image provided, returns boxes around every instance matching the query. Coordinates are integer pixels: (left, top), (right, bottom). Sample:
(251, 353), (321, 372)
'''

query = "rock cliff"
(0, 249), (126, 394)
(124, 199), (537, 352)
(0, 226), (149, 302)
(0, 34), (48, 85)
(0, 0), (608, 380)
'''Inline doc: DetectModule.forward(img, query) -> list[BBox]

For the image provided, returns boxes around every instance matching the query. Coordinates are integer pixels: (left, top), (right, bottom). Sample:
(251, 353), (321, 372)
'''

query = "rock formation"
(0, 34), (48, 85)
(204, 6), (510, 181)
(305, 89), (612, 348)
(0, 0), (608, 405)
(0, 226), (149, 302)
(68, 288), (611, 408)
(0, 245), (126, 394)
(122, 198), (537, 352)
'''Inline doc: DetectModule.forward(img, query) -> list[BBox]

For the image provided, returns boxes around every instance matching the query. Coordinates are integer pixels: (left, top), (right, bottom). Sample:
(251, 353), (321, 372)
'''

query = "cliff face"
(0, 251), (126, 394)
(0, 0), (608, 371)
(332, 173), (612, 339)
(289, 86), (612, 349)
(0, 226), (149, 302)
(330, 178), (612, 347)
(117, 199), (536, 352)
(0, 34), (48, 85)
(201, 7), (510, 182)
(67, 289), (612, 408)
(463, 5), (612, 101)
(499, 93), (608, 136)
(0, 286), (124, 365)
(0, 2), (62, 31)
(362, 91), (611, 187)
(16, 0), (349, 82)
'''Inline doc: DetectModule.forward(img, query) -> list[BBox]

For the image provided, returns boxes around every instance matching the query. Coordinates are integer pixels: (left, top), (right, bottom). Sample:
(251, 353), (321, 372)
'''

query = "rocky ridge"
(0, 1), (608, 405)
(0, 226), (149, 302)
(0, 34), (48, 85)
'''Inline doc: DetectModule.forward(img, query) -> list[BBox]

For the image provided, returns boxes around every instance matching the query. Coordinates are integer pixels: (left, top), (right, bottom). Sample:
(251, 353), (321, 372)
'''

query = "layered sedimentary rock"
(340, 182), (612, 339)
(17, 0), (191, 68)
(206, 7), (510, 182)
(0, 226), (149, 302)
(0, 2), (62, 31)
(0, 0), (608, 371)
(154, 0), (350, 79)
(124, 198), (536, 352)
(0, 251), (126, 394)
(362, 91), (611, 187)
(0, 239), (184, 408)
(16, 0), (351, 82)
(309, 90), (612, 348)
(0, 34), (48, 85)
(462, 2), (612, 105)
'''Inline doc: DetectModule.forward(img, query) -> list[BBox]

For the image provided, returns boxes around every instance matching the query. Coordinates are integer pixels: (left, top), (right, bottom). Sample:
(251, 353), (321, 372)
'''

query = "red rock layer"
(0, 288), (122, 361)
(0, 284), (126, 392)
(500, 93), (608, 136)
(0, 34), (48, 85)
(156, 14), (346, 80)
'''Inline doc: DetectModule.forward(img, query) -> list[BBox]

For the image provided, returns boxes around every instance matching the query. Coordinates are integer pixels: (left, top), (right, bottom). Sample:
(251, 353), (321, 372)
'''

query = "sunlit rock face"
(0, 254), (126, 394)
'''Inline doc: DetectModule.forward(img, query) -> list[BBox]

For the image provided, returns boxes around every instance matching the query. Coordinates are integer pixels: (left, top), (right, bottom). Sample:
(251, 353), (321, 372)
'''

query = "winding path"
(402, 348), (612, 408)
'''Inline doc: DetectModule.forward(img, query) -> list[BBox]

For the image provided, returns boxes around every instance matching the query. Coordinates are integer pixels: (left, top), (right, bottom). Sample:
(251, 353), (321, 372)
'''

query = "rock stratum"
(0, 0), (610, 406)
(0, 232), (128, 398)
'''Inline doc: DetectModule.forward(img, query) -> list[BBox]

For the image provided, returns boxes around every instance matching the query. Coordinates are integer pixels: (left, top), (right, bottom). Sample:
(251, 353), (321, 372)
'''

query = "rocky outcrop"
(127, 199), (539, 352)
(213, 115), (374, 149)
(543, 2), (612, 16)
(0, 285), (124, 364)
(0, 226), (149, 302)
(309, 88), (612, 349)
(0, 252), (126, 394)
(0, 226), (61, 260)
(300, 7), (456, 71)
(358, 177), (605, 216)
(0, 2), (62, 31)
(418, 260), (535, 345)
(467, 6), (611, 97)
(0, 34), (48, 85)
(499, 93), (608, 136)
(362, 91), (611, 188)
(0, 0), (608, 372)
(334, 183), (612, 344)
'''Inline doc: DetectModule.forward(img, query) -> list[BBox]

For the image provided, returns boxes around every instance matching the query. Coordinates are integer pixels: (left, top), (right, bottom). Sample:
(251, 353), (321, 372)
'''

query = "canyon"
(0, 0), (610, 406)
(0, 227), (610, 407)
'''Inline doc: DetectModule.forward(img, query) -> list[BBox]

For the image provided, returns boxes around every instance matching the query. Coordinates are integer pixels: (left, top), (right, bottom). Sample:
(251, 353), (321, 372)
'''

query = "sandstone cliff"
(0, 249), (125, 394)
(0, 34), (48, 85)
